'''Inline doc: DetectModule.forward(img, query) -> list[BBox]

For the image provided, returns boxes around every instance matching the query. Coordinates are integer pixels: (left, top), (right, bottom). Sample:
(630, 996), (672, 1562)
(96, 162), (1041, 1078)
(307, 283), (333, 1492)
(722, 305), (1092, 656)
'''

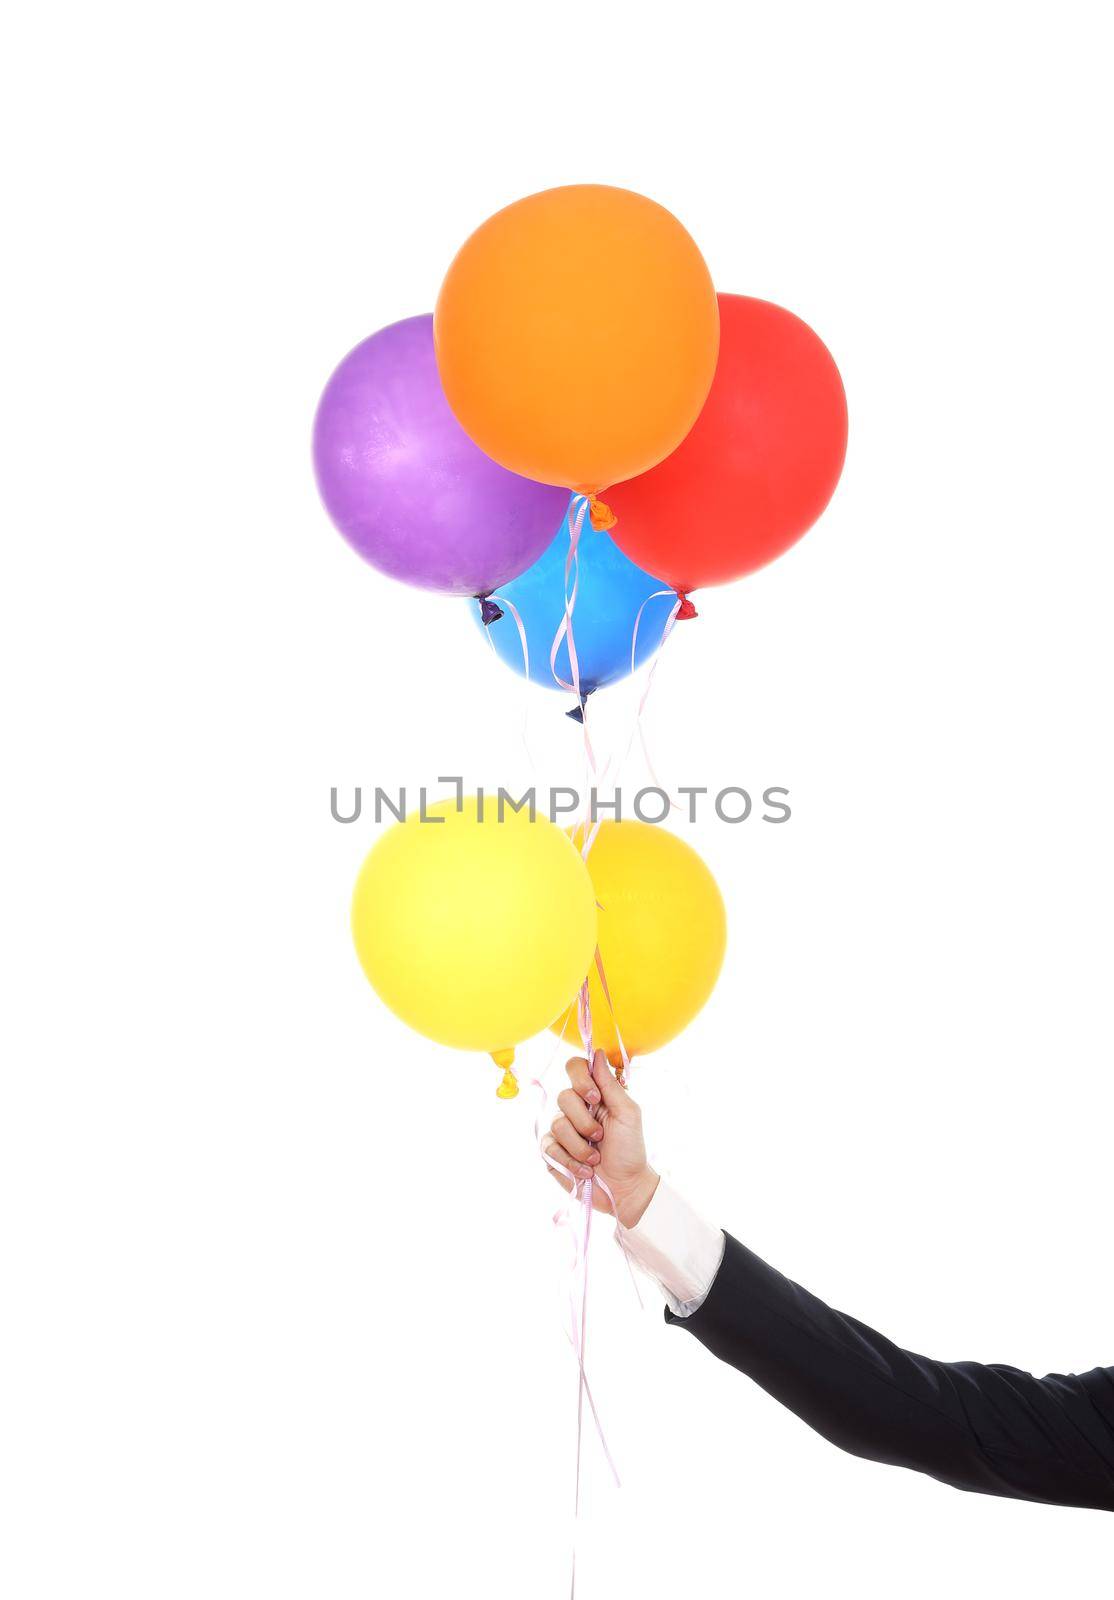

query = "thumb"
(592, 1048), (634, 1115)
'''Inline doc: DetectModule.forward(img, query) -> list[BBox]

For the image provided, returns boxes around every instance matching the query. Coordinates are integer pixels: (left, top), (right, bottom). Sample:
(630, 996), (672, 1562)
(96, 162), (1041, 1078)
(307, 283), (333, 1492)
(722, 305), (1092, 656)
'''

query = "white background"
(3, 3), (1112, 1596)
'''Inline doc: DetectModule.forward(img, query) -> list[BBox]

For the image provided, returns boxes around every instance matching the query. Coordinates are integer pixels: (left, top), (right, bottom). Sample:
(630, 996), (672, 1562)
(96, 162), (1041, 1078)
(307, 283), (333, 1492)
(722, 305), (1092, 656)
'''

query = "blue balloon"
(474, 511), (676, 695)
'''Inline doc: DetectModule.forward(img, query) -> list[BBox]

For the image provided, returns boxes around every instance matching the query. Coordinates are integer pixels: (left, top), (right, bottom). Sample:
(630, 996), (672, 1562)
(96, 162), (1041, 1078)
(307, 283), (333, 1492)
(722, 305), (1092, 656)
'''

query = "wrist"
(614, 1167), (659, 1230)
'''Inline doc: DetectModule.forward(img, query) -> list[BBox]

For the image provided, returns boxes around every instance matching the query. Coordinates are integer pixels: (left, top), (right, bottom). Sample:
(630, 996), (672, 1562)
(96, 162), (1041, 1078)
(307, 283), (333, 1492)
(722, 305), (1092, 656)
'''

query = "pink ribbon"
(628, 589), (684, 810)
(548, 495), (589, 698)
(526, 1018), (623, 1500)
(529, 971), (642, 1599)
(495, 592), (530, 683)
(592, 947), (632, 1084)
(629, 587), (680, 681)
(531, 512), (688, 1595)
(549, 496), (605, 777)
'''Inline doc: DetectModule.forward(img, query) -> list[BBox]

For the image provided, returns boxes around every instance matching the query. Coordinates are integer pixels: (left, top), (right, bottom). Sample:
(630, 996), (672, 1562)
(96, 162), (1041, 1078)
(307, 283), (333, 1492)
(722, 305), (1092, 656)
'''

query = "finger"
(542, 1134), (594, 1184)
(551, 1115), (599, 1166)
(541, 1139), (574, 1192)
(565, 1056), (602, 1108)
(592, 1048), (636, 1116)
(557, 1087), (604, 1141)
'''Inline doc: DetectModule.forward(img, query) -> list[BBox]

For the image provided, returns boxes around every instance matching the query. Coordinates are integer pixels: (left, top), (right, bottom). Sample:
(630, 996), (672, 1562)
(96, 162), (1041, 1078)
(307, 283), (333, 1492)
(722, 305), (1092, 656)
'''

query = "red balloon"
(607, 294), (848, 594)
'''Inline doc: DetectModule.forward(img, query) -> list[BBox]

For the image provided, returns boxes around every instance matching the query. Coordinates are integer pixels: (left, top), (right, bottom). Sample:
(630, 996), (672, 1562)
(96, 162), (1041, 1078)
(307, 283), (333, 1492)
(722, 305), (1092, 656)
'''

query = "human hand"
(541, 1049), (659, 1228)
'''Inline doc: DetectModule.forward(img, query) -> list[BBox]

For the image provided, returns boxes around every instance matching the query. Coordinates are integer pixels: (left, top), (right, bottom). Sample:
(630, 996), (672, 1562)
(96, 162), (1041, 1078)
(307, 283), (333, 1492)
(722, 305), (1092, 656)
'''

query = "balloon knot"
(588, 496), (617, 532)
(490, 1047), (517, 1098)
(566, 688), (593, 724)
(478, 595), (503, 626)
(676, 591), (698, 621)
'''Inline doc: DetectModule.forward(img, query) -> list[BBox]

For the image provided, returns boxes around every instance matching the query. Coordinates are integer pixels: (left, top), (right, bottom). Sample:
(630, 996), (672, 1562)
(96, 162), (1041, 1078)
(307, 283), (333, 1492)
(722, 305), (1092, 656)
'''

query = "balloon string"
(549, 496), (586, 695)
(537, 512), (671, 1593)
(572, 807), (631, 1084)
(533, 971), (639, 1599)
(536, 961), (642, 1591)
(567, 942), (646, 1534)
(524, 1062), (621, 1484)
(579, 945), (643, 1309)
(592, 947), (632, 1084)
(550, 495), (602, 775)
(480, 590), (540, 780)
(496, 592), (530, 682)
(622, 590), (683, 810)
(529, 1001), (631, 1437)
(629, 588), (680, 681)
(526, 1009), (626, 1523)
(564, 580), (680, 868)
(571, 979), (604, 1573)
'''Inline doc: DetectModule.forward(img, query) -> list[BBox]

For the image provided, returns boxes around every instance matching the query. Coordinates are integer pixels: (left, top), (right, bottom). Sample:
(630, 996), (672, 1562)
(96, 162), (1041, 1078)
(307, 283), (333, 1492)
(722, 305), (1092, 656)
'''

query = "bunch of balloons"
(317, 183), (848, 1093)
(351, 804), (726, 1096)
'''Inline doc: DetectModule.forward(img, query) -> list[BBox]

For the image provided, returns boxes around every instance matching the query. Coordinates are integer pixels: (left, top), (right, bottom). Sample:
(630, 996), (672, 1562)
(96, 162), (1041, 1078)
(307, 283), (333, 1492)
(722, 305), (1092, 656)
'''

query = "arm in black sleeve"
(667, 1233), (1114, 1511)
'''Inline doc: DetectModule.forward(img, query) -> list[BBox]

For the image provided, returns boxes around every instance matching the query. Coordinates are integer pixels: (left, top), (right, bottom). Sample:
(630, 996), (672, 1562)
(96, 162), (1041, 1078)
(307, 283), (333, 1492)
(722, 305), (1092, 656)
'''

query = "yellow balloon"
(554, 822), (726, 1066)
(351, 797), (597, 1097)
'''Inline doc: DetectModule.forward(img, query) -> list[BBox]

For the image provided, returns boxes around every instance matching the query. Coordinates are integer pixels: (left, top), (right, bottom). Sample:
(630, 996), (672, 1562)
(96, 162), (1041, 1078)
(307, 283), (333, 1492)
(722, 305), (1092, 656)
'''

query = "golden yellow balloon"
(554, 822), (726, 1066)
(351, 797), (597, 1097)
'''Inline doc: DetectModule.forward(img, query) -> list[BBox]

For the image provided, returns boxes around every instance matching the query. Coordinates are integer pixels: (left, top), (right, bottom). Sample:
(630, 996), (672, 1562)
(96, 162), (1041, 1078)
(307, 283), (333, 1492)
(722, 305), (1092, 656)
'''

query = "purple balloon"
(313, 315), (568, 596)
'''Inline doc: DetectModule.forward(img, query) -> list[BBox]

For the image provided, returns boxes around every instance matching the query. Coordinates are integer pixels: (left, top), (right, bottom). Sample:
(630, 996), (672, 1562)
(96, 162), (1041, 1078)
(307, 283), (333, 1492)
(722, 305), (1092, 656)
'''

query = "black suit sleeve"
(666, 1233), (1114, 1511)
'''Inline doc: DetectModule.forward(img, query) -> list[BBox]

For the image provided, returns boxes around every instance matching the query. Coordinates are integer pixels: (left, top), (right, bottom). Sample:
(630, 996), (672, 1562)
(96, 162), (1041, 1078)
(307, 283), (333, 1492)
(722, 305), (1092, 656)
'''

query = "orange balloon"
(434, 185), (720, 495)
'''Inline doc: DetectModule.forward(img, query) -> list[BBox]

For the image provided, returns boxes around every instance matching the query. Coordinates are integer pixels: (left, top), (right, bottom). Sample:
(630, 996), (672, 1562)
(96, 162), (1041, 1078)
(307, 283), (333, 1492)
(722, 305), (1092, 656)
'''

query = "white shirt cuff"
(615, 1177), (726, 1318)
